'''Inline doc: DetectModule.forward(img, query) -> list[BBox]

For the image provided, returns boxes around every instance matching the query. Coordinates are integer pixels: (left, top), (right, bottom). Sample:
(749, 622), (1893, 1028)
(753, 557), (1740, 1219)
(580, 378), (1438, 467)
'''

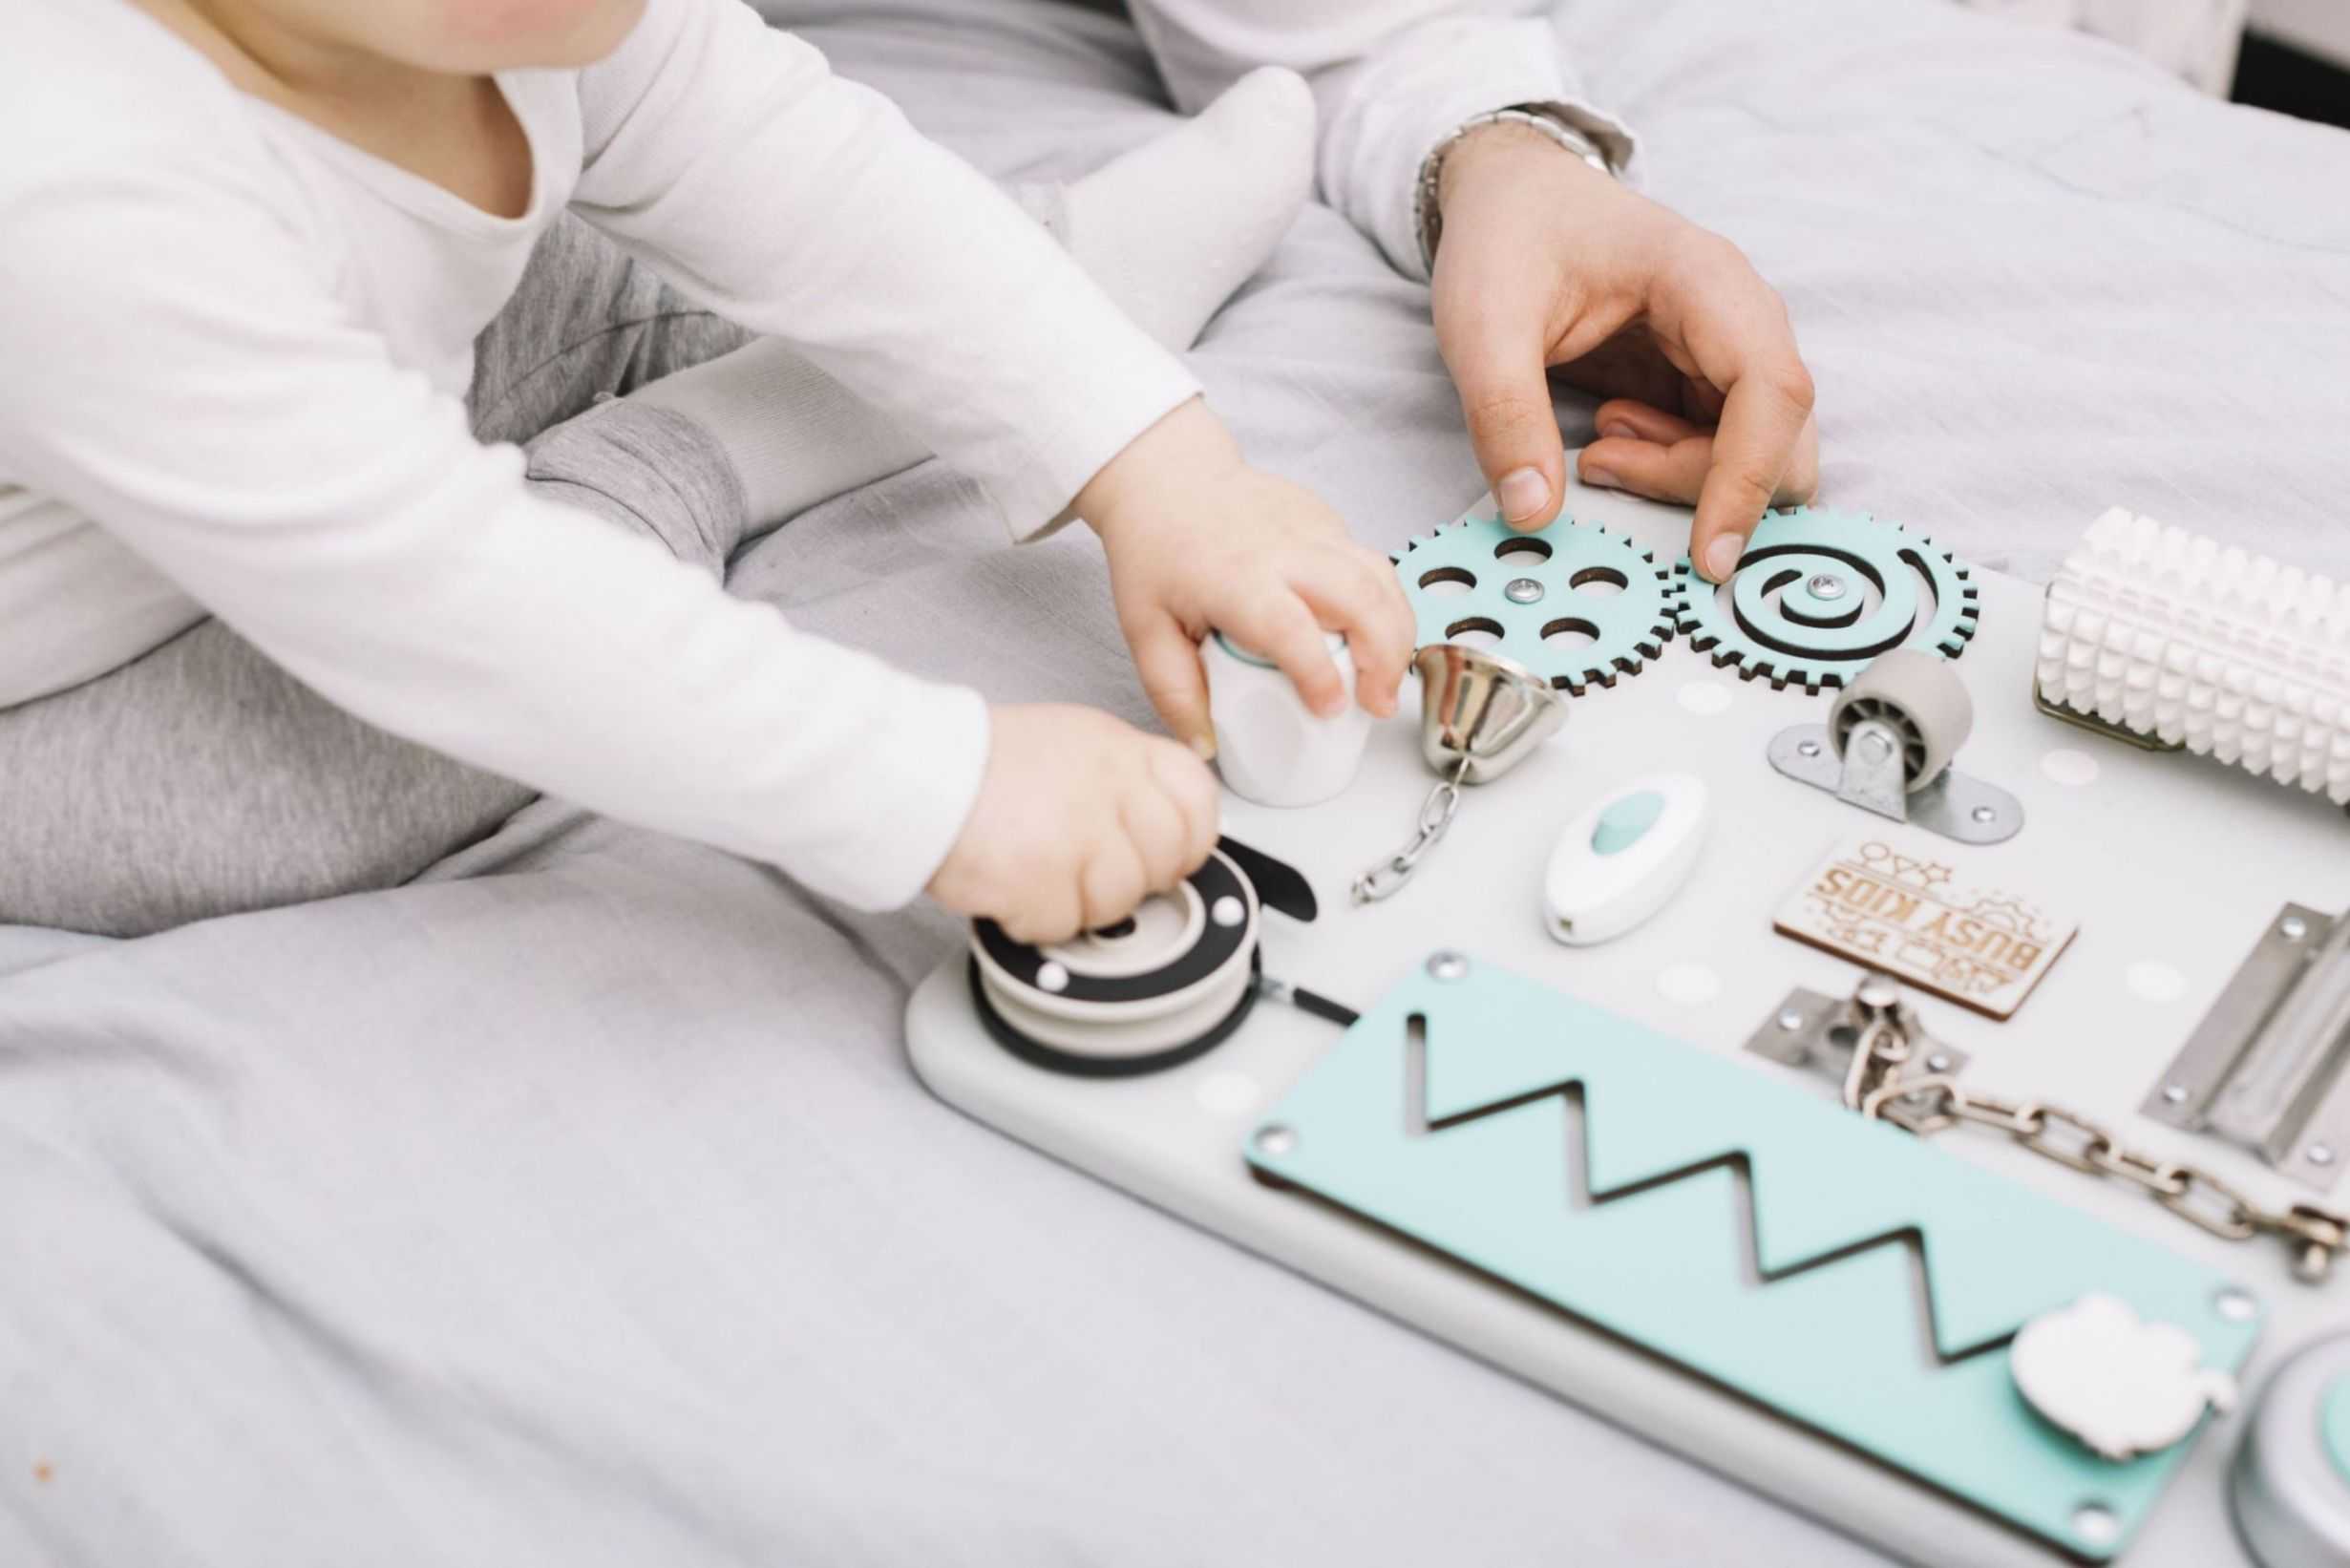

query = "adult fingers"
(1781, 413), (1822, 503)
(1578, 432), (1713, 505)
(1128, 616), (1215, 757)
(1591, 397), (1704, 446)
(1431, 241), (1567, 531)
(1689, 359), (1812, 582)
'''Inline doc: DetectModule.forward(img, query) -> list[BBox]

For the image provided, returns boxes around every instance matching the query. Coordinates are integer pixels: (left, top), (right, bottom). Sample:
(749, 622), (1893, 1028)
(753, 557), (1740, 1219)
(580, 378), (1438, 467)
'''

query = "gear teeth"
(1672, 507), (1978, 691)
(1398, 505), (1686, 696)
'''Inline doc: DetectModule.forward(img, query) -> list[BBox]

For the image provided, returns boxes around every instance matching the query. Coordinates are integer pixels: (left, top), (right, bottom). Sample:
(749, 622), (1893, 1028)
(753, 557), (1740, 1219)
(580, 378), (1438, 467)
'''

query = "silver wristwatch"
(1414, 105), (1619, 273)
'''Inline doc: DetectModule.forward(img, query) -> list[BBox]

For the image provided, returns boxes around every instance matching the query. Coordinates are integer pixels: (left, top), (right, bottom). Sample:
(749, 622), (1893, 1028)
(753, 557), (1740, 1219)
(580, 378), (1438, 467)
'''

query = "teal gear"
(1672, 506), (1980, 692)
(1394, 511), (1683, 694)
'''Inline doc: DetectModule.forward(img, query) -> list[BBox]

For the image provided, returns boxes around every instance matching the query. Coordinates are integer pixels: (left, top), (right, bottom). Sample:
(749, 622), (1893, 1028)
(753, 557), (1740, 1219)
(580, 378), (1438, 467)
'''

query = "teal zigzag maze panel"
(1243, 957), (2261, 1559)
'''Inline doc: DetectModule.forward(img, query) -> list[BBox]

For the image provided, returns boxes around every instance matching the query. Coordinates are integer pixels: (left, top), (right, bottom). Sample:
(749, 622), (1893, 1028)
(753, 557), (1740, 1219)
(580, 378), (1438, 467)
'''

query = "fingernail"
(1582, 465), (1621, 491)
(1599, 420), (1638, 441)
(1190, 732), (1217, 761)
(1496, 467), (1548, 523)
(1704, 535), (1745, 582)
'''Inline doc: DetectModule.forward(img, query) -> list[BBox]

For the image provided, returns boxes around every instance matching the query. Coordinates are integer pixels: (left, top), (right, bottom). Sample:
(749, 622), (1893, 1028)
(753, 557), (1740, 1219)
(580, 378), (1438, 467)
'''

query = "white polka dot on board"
(1655, 964), (1722, 1006)
(1194, 1070), (1261, 1116)
(2127, 962), (2185, 1004)
(1678, 682), (1734, 717)
(2040, 749), (2100, 787)
(1037, 961), (1069, 993)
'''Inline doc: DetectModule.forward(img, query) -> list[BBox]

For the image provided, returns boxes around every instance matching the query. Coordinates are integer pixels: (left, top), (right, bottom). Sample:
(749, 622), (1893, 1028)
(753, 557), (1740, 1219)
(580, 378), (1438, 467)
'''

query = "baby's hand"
(928, 703), (1219, 943)
(1074, 400), (1414, 755)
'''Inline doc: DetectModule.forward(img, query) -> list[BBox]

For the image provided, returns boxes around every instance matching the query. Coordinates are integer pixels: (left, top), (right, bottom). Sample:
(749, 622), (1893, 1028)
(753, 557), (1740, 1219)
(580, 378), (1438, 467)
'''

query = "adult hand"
(1429, 122), (1820, 581)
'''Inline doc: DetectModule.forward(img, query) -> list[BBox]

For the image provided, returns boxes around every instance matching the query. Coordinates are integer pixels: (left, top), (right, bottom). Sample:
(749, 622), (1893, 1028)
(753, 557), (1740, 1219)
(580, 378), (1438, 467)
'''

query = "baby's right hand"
(927, 703), (1220, 943)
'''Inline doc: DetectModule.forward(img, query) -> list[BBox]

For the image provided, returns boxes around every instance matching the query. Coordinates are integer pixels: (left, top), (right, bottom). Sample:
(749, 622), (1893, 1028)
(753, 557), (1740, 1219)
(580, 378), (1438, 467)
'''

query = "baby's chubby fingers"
(1289, 544), (1413, 720)
(1127, 615), (1216, 757)
(1078, 838), (1150, 935)
(1143, 737), (1221, 871)
(1218, 589), (1348, 719)
(1116, 757), (1196, 893)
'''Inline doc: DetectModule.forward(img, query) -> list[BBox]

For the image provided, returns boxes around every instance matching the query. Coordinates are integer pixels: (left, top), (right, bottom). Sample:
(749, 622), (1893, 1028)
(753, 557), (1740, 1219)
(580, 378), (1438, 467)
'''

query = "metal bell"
(1353, 644), (1567, 903)
(1413, 642), (1566, 783)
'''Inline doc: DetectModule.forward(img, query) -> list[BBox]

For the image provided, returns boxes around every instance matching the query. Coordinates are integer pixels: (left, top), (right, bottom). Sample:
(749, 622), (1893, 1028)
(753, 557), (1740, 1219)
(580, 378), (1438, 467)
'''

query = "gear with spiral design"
(1394, 511), (1683, 694)
(1672, 506), (1979, 692)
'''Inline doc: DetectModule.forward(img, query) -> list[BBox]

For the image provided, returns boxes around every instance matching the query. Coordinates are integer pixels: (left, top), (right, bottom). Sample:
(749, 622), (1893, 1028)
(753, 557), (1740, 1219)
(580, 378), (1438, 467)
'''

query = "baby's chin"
(425, 0), (649, 71)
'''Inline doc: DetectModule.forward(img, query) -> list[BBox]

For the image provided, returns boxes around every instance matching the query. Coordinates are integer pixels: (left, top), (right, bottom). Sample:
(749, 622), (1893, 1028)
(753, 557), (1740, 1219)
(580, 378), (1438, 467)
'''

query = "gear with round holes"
(1394, 512), (1683, 694)
(1671, 506), (1980, 692)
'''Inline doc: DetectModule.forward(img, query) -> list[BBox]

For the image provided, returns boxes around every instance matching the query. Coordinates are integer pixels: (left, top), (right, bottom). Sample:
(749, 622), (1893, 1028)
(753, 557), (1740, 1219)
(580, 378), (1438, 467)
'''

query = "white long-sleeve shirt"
(0, 0), (1197, 910)
(1121, 0), (1639, 278)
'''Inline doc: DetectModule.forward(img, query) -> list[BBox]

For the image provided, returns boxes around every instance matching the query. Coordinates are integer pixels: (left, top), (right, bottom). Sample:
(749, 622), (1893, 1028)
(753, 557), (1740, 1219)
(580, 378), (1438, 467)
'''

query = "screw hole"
(2071, 1505), (2119, 1548)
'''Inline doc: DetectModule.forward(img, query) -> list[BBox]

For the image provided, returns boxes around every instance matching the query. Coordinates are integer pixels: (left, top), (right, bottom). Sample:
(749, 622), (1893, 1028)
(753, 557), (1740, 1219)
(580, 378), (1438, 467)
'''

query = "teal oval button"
(1592, 790), (1666, 857)
(2324, 1375), (2350, 1487)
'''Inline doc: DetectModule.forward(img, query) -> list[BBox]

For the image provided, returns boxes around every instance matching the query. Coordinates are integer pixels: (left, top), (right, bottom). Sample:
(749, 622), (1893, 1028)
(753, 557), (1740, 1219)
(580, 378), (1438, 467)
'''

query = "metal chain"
(1844, 979), (2347, 1284)
(1351, 757), (1470, 904)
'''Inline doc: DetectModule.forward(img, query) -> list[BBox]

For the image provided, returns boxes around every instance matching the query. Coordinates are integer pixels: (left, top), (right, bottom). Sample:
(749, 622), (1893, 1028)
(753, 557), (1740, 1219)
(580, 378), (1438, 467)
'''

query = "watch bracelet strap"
(1414, 105), (1615, 274)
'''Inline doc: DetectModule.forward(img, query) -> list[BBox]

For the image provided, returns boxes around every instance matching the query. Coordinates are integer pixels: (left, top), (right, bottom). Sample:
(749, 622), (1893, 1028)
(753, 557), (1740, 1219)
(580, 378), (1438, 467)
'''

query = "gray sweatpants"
(0, 219), (764, 937)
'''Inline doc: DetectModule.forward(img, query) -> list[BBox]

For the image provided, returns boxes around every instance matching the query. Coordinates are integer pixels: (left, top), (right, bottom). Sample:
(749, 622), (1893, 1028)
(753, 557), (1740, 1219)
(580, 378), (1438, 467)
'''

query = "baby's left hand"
(1074, 398), (1414, 756)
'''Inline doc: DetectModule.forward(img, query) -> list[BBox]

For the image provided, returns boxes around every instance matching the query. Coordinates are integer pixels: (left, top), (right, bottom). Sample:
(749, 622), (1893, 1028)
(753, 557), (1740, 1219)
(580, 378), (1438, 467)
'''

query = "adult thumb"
(1434, 265), (1567, 532)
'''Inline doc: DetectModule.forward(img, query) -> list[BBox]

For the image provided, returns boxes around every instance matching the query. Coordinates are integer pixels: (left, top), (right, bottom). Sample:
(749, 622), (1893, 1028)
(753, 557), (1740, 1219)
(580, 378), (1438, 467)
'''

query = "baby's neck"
(129, 0), (534, 220)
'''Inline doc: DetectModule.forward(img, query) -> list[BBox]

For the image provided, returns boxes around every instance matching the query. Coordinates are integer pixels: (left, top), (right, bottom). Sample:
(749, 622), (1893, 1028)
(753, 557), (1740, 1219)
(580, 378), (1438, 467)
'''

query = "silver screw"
(1037, 961), (1069, 994)
(1253, 1124), (1298, 1157)
(1797, 738), (1823, 758)
(2309, 1143), (2338, 1168)
(1211, 896), (1246, 929)
(1504, 577), (1545, 604)
(2213, 1287), (2259, 1323)
(1806, 573), (1849, 601)
(1970, 805), (1997, 824)
(1855, 975), (1901, 1010)
(1775, 1009), (1806, 1032)
(2162, 1084), (2189, 1105)
(1926, 1053), (1953, 1072)
(2281, 915), (2310, 941)
(1857, 731), (1895, 764)
(1427, 951), (1471, 982)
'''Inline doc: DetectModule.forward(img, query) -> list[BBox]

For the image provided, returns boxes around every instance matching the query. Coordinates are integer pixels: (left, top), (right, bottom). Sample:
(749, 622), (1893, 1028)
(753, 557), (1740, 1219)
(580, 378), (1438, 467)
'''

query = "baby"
(0, 0), (1413, 941)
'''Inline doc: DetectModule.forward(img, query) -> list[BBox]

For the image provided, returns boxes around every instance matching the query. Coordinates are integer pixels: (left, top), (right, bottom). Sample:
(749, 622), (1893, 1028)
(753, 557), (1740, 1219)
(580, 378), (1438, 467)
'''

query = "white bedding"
(5, 2), (2347, 1562)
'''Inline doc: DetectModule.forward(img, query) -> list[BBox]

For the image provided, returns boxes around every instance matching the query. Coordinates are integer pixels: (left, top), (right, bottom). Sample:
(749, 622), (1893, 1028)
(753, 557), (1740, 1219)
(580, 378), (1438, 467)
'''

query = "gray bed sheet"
(6, 2), (2346, 1563)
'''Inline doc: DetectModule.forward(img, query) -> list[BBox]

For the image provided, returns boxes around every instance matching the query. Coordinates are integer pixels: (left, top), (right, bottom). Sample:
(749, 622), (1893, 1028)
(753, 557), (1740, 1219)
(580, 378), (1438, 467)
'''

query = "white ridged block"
(2035, 507), (2350, 803)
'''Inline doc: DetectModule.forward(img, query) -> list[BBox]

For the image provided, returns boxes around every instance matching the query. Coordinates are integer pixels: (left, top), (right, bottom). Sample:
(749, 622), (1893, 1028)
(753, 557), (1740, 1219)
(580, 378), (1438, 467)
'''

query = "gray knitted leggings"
(0, 219), (760, 937)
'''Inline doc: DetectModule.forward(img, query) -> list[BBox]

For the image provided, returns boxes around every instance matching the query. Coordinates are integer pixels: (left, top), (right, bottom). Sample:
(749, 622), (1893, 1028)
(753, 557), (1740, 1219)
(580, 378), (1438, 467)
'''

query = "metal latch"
(2144, 904), (2350, 1193)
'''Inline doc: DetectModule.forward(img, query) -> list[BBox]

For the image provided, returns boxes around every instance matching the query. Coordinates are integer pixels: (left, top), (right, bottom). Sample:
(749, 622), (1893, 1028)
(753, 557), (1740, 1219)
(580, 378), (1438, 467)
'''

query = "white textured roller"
(2036, 507), (2350, 804)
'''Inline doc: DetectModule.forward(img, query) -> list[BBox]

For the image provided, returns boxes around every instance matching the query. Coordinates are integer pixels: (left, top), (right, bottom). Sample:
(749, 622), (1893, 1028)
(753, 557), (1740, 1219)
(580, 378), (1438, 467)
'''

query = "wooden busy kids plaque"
(1774, 834), (2077, 1019)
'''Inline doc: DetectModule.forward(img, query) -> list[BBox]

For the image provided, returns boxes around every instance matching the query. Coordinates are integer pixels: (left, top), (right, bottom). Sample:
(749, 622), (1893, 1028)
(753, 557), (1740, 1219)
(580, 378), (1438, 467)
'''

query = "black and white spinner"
(967, 837), (1319, 1077)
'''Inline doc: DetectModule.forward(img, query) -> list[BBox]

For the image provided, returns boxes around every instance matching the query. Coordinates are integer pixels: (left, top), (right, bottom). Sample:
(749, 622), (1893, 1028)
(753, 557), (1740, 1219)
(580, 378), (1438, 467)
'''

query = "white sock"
(1013, 65), (1317, 354)
(628, 68), (1317, 531)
